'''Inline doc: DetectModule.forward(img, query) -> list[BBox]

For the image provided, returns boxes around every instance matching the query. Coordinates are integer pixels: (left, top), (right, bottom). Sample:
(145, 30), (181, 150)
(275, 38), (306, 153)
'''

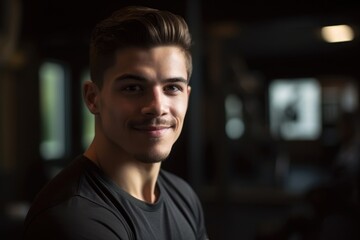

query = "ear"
(83, 80), (100, 114)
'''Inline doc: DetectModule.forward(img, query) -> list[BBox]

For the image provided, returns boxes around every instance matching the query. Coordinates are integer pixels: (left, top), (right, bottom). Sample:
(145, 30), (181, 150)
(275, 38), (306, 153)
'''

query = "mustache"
(129, 117), (176, 127)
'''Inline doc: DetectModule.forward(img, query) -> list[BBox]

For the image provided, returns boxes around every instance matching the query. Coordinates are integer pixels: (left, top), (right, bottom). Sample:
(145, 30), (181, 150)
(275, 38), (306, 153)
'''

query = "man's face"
(88, 46), (191, 163)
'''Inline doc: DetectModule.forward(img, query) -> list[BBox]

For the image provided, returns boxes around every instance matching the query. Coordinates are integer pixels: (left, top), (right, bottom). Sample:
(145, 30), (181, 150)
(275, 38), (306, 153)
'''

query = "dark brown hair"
(89, 6), (192, 87)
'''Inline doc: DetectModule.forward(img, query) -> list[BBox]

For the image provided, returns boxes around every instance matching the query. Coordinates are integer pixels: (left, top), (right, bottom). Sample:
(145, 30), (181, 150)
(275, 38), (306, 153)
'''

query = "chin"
(134, 149), (171, 164)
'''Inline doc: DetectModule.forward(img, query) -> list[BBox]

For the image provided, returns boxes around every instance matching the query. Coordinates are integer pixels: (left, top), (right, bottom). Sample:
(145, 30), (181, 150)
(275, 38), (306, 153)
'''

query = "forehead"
(104, 46), (188, 82)
(115, 46), (187, 66)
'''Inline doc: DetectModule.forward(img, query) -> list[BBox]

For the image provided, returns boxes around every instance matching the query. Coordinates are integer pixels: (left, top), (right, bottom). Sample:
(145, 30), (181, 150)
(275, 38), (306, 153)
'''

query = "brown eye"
(121, 85), (143, 93)
(164, 84), (183, 94)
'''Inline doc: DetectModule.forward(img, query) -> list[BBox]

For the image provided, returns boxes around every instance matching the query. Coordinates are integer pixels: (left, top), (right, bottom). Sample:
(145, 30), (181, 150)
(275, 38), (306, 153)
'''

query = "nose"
(141, 87), (167, 116)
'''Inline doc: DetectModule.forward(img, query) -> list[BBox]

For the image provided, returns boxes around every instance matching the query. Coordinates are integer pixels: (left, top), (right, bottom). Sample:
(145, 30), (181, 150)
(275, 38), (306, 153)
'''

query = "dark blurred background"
(1, 0), (360, 239)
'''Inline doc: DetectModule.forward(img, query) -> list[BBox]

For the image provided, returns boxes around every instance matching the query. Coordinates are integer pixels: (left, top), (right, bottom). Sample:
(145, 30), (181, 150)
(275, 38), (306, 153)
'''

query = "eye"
(164, 84), (184, 94)
(121, 84), (143, 94)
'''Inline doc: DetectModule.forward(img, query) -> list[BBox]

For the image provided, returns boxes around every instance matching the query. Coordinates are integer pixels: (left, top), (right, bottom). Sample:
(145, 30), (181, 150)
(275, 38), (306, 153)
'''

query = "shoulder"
(159, 170), (195, 195)
(159, 170), (209, 240)
(158, 169), (202, 210)
(25, 156), (86, 220)
(24, 156), (134, 239)
(23, 196), (131, 240)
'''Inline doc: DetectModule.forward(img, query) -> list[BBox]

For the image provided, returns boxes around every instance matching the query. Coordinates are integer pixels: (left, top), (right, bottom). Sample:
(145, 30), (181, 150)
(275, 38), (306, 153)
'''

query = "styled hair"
(89, 6), (192, 87)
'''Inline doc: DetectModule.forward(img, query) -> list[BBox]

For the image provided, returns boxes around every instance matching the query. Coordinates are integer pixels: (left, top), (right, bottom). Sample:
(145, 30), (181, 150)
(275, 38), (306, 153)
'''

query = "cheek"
(107, 103), (134, 123)
(100, 98), (126, 124)
(172, 98), (189, 121)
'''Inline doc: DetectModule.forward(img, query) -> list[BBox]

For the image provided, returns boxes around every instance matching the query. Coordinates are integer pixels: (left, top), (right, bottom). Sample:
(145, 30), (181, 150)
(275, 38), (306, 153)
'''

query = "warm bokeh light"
(321, 24), (354, 43)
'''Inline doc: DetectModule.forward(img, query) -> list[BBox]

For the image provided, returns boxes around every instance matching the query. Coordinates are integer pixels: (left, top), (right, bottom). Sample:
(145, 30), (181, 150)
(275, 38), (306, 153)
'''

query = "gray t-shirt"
(23, 155), (208, 240)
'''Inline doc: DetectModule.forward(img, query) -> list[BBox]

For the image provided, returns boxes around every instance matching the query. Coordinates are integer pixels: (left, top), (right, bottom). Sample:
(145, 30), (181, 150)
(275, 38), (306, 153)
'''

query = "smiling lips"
(132, 124), (173, 138)
(130, 118), (175, 138)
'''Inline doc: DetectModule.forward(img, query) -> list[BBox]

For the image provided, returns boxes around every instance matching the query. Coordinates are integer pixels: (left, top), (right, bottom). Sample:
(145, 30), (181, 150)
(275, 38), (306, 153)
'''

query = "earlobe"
(83, 80), (100, 114)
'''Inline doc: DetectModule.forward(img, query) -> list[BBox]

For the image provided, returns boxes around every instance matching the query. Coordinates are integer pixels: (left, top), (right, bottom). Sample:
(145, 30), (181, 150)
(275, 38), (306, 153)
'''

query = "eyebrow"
(115, 74), (189, 84)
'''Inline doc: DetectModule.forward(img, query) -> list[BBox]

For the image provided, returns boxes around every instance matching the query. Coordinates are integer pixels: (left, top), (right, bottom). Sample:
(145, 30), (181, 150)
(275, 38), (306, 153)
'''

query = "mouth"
(133, 125), (172, 131)
(130, 118), (175, 138)
(132, 125), (172, 138)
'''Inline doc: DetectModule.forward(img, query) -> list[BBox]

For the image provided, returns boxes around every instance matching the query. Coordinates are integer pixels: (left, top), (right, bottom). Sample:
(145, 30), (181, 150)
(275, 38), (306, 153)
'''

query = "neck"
(84, 139), (161, 204)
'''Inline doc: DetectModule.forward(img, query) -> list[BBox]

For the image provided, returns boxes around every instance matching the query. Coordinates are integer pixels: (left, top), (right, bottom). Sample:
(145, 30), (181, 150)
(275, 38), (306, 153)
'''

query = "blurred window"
(39, 61), (67, 160)
(269, 78), (321, 140)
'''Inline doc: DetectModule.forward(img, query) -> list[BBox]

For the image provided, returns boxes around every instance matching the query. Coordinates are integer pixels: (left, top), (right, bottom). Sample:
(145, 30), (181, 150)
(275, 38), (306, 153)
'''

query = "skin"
(83, 46), (191, 203)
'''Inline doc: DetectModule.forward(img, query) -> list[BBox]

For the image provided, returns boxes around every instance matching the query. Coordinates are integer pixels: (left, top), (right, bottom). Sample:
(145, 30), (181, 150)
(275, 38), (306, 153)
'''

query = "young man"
(23, 6), (208, 240)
